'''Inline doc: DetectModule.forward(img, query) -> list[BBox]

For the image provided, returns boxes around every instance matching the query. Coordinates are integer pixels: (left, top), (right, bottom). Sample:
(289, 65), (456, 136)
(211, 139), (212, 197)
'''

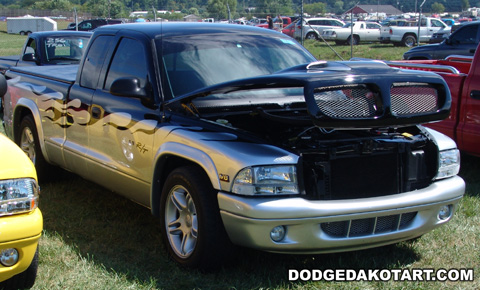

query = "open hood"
(165, 60), (451, 128)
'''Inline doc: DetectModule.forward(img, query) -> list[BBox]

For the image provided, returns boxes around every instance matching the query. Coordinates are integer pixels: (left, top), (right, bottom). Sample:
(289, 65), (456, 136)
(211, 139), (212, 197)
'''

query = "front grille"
(391, 83), (439, 116)
(321, 212), (417, 238)
(314, 85), (378, 119)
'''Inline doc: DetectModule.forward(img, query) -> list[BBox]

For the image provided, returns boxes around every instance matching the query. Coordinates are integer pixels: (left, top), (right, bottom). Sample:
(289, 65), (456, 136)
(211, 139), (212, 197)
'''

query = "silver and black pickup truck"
(1, 23), (465, 270)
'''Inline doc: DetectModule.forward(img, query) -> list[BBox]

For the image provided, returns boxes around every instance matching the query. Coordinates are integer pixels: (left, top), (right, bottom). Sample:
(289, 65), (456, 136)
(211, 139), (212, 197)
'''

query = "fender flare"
(150, 142), (221, 217)
(13, 98), (50, 162)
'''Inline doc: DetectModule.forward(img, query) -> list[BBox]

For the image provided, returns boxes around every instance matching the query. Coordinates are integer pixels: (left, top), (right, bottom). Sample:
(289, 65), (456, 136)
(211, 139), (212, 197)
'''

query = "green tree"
(461, 0), (469, 11)
(303, 2), (326, 16)
(32, 0), (72, 10)
(333, 1), (344, 15)
(431, 2), (445, 14)
(84, 0), (127, 18)
(207, 0), (237, 20)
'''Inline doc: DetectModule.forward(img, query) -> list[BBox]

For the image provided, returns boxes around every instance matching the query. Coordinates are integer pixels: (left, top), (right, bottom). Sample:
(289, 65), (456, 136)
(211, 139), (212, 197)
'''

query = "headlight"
(0, 178), (39, 216)
(435, 149), (460, 180)
(232, 165), (299, 196)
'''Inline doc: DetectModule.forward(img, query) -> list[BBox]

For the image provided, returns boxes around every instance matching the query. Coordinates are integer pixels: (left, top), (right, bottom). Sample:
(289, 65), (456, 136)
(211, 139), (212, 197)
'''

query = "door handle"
(470, 90), (480, 100)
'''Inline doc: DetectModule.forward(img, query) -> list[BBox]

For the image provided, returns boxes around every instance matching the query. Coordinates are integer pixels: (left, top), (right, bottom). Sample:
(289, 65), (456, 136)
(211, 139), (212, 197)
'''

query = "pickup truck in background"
(321, 21), (382, 45)
(0, 31), (92, 74)
(1, 23), (465, 270)
(65, 18), (124, 31)
(380, 17), (450, 47)
(403, 21), (480, 60)
(389, 43), (480, 156)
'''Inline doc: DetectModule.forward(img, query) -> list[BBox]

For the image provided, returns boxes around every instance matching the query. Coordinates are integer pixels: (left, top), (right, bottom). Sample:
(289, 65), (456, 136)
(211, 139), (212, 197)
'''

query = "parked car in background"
(281, 21), (296, 37)
(256, 16), (291, 31)
(65, 18), (124, 31)
(322, 21), (382, 45)
(293, 17), (345, 40)
(380, 17), (449, 47)
(429, 30), (451, 43)
(403, 21), (480, 60)
(233, 19), (249, 25)
(0, 73), (42, 289)
(249, 18), (266, 26)
(0, 31), (92, 74)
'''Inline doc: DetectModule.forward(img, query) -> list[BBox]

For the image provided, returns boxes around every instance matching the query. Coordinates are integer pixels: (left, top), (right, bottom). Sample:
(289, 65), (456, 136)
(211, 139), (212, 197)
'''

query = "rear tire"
(159, 166), (234, 270)
(402, 35), (417, 47)
(16, 115), (51, 180)
(347, 35), (359, 45)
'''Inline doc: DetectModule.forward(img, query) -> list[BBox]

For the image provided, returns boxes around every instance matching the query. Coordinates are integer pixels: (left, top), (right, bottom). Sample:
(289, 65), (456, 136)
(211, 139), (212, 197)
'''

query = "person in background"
(267, 15), (273, 29)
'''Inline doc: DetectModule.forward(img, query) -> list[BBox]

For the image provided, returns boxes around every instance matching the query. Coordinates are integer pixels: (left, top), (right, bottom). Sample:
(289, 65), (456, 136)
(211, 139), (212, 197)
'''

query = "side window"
(104, 38), (147, 90)
(451, 25), (479, 44)
(23, 38), (36, 55)
(79, 22), (92, 30)
(80, 35), (113, 89)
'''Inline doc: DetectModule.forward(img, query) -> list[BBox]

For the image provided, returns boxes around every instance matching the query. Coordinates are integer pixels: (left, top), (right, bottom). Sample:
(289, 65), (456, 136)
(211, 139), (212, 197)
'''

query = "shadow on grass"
(40, 172), (422, 289)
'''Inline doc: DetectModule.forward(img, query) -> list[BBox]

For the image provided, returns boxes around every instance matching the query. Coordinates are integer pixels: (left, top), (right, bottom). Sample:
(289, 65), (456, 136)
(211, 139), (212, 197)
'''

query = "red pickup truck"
(387, 44), (480, 156)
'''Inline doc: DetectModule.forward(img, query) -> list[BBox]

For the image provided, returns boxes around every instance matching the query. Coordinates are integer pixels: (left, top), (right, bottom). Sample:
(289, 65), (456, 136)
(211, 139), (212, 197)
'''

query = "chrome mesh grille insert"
(320, 212), (418, 238)
(391, 83), (439, 116)
(314, 85), (377, 119)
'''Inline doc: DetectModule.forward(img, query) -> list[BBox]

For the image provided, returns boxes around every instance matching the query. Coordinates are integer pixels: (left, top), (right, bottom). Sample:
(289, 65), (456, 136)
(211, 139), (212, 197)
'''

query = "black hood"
(165, 60), (451, 128)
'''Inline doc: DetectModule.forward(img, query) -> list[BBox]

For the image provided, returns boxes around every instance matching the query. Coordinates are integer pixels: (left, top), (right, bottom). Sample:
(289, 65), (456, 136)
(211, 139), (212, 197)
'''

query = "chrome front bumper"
(218, 176), (465, 254)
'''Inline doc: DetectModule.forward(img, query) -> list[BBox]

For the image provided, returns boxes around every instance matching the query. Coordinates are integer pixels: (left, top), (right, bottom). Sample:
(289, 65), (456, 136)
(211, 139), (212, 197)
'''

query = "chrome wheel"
(164, 185), (198, 259)
(20, 126), (36, 164)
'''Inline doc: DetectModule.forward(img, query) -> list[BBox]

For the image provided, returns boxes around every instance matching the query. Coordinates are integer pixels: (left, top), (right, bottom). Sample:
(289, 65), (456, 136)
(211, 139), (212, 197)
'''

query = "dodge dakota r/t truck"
(1, 23), (465, 269)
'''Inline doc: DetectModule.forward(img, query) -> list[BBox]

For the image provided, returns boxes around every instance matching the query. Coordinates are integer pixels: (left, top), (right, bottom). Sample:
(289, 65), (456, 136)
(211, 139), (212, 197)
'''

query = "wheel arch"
(403, 32), (418, 39)
(151, 143), (221, 218)
(12, 99), (49, 162)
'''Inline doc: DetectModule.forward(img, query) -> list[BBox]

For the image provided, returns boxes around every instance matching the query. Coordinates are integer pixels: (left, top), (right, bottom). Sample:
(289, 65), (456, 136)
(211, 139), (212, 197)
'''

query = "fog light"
(270, 226), (286, 242)
(0, 248), (19, 267)
(438, 205), (452, 220)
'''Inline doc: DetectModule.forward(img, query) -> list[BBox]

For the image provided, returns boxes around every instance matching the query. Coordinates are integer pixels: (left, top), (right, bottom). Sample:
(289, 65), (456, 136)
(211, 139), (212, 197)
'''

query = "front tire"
(160, 166), (233, 270)
(305, 32), (318, 40)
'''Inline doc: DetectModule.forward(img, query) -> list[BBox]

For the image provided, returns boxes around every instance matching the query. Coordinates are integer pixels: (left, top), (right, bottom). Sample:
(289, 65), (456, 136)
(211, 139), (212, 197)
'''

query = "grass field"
(0, 23), (478, 289)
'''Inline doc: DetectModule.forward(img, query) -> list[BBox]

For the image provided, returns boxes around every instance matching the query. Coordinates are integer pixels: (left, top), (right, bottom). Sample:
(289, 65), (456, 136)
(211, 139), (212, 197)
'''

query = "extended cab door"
(84, 33), (160, 206)
(365, 22), (381, 41)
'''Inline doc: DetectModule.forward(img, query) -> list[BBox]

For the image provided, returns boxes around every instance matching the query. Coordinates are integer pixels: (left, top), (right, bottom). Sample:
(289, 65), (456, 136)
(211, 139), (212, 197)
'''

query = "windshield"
(157, 32), (316, 98)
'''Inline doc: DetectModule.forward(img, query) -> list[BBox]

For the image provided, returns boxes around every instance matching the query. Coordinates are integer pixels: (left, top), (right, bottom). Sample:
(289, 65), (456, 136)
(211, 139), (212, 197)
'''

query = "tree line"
(0, 0), (475, 20)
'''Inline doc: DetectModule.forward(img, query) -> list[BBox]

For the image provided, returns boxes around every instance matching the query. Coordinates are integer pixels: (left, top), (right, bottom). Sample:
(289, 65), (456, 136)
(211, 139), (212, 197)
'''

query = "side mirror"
(22, 53), (37, 62)
(110, 77), (149, 99)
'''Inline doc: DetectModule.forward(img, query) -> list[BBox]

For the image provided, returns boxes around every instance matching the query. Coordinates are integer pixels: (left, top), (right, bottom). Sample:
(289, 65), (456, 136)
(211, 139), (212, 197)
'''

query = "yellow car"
(0, 133), (42, 289)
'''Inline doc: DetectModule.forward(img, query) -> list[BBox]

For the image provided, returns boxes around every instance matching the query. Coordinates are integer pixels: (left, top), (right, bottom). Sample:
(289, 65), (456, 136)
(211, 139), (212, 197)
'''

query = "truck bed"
(9, 64), (78, 84)
(0, 55), (20, 73)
